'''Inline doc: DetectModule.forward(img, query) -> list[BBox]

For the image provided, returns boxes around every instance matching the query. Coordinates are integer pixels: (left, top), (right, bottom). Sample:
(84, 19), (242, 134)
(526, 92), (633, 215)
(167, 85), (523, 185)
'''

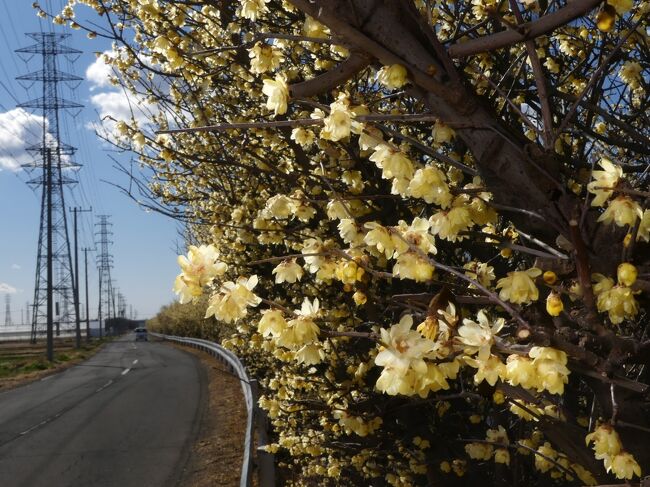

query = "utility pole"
(70, 206), (91, 348)
(82, 247), (92, 341)
(16, 33), (83, 358)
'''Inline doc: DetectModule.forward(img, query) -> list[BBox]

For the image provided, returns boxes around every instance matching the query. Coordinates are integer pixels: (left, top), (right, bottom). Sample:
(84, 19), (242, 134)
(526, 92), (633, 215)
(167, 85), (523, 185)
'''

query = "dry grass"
(174, 344), (248, 487)
(0, 337), (110, 392)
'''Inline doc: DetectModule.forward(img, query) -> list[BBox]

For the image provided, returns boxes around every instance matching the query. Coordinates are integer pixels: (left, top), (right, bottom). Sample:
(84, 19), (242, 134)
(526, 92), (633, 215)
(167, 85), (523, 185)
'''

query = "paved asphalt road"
(0, 335), (206, 487)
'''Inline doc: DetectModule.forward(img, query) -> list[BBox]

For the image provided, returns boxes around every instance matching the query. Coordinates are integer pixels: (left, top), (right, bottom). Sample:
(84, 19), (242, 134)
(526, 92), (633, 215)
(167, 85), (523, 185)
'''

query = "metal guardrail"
(152, 333), (275, 487)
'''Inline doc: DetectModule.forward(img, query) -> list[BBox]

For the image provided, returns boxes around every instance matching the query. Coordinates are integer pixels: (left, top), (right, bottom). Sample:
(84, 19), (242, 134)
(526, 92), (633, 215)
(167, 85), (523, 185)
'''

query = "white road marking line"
(121, 368), (131, 376)
(95, 379), (113, 393)
(40, 375), (54, 381)
(20, 419), (48, 436)
(132, 359), (138, 365)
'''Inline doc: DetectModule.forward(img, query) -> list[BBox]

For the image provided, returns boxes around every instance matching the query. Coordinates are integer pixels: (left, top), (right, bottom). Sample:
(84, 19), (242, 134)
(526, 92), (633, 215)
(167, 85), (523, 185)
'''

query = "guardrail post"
(252, 380), (276, 487)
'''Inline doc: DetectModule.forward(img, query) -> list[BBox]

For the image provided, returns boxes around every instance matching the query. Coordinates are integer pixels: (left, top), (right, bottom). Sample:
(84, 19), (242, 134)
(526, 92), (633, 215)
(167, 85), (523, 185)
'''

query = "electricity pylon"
(95, 215), (115, 337)
(16, 33), (83, 359)
(4, 295), (12, 327)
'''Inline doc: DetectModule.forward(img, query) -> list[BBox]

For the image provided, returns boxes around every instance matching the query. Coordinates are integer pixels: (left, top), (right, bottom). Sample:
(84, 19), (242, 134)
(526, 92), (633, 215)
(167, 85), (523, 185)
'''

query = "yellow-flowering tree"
(54, 0), (649, 485)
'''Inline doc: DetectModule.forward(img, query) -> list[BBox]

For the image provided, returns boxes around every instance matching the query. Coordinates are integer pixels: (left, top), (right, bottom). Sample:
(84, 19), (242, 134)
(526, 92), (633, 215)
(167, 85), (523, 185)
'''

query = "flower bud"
(617, 263), (637, 287)
(543, 270), (557, 285)
(352, 291), (367, 306)
(546, 292), (564, 316)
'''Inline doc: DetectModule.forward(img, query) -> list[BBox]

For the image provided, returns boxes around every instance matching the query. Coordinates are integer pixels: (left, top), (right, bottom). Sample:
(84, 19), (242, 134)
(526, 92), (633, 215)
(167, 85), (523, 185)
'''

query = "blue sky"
(0, 1), (181, 323)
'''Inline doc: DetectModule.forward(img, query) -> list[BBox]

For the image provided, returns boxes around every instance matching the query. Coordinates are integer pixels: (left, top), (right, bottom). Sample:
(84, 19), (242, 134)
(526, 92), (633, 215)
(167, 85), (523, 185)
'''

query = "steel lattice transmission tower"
(4, 295), (12, 327)
(16, 33), (83, 352)
(95, 215), (116, 335)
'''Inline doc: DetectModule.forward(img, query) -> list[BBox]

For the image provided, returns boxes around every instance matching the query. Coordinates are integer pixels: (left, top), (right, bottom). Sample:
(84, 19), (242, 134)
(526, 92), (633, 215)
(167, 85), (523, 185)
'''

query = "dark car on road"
(135, 328), (148, 341)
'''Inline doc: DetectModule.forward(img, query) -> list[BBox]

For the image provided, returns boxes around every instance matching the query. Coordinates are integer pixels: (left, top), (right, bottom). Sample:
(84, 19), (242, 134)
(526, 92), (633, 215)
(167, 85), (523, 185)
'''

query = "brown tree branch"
(289, 52), (372, 98)
(447, 0), (602, 58)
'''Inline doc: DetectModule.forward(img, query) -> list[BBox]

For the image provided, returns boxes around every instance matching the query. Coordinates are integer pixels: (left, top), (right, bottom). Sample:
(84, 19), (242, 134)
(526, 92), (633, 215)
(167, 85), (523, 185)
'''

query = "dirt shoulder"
(171, 343), (248, 487)
(0, 337), (113, 392)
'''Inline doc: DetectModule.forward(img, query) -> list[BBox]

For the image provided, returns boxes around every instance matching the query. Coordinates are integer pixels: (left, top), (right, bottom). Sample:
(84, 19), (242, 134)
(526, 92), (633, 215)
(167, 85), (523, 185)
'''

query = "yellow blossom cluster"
(60, 0), (650, 484)
(586, 424), (642, 479)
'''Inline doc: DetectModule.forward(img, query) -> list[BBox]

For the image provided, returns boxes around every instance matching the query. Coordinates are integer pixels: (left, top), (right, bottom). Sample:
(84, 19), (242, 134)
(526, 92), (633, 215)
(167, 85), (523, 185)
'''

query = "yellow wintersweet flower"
(486, 424), (509, 444)
(505, 354), (537, 390)
(510, 400), (543, 421)
(376, 64), (408, 90)
(586, 423), (621, 460)
(432, 120), (455, 144)
(636, 210), (650, 242)
(294, 343), (325, 365)
(352, 291), (367, 306)
(586, 423), (642, 479)
(571, 463), (597, 485)
(617, 262), (637, 286)
(407, 166), (453, 208)
(319, 94), (359, 141)
(496, 267), (542, 304)
(263, 194), (294, 219)
(334, 259), (365, 284)
(364, 222), (396, 259)
(338, 219), (363, 245)
(248, 42), (283, 74)
(596, 4), (616, 32)
(205, 275), (262, 323)
(464, 261), (496, 288)
(465, 442), (493, 460)
(535, 442), (557, 473)
(455, 310), (504, 361)
(278, 316), (320, 350)
(369, 144), (415, 182)
(290, 127), (314, 146)
(132, 131), (145, 150)
(272, 259), (304, 283)
(596, 284), (639, 324)
(464, 354), (506, 386)
(375, 315), (437, 396)
(608, 452), (642, 479)
(543, 270), (557, 285)
(394, 217), (437, 255)
(258, 309), (288, 338)
(546, 291), (564, 316)
(592, 273), (615, 295)
(529, 346), (570, 394)
(173, 244), (227, 303)
(302, 14), (329, 38)
(240, 0), (270, 20)
(276, 298), (320, 350)
(598, 196), (643, 227)
(262, 73), (289, 116)
(587, 158), (622, 207)
(619, 61), (643, 89)
(429, 206), (473, 242)
(414, 362), (454, 396)
(393, 251), (434, 282)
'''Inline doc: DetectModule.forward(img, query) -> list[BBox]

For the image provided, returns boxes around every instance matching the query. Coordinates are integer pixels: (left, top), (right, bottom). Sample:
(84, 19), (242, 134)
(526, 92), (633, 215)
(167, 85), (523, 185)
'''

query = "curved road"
(0, 335), (206, 487)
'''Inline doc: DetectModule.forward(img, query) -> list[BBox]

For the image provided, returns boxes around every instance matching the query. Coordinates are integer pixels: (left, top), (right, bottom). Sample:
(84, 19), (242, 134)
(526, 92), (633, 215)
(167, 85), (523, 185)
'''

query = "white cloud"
(10, 264), (21, 270)
(0, 108), (45, 172)
(85, 53), (115, 90)
(85, 50), (158, 136)
(89, 90), (157, 126)
(0, 283), (17, 294)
